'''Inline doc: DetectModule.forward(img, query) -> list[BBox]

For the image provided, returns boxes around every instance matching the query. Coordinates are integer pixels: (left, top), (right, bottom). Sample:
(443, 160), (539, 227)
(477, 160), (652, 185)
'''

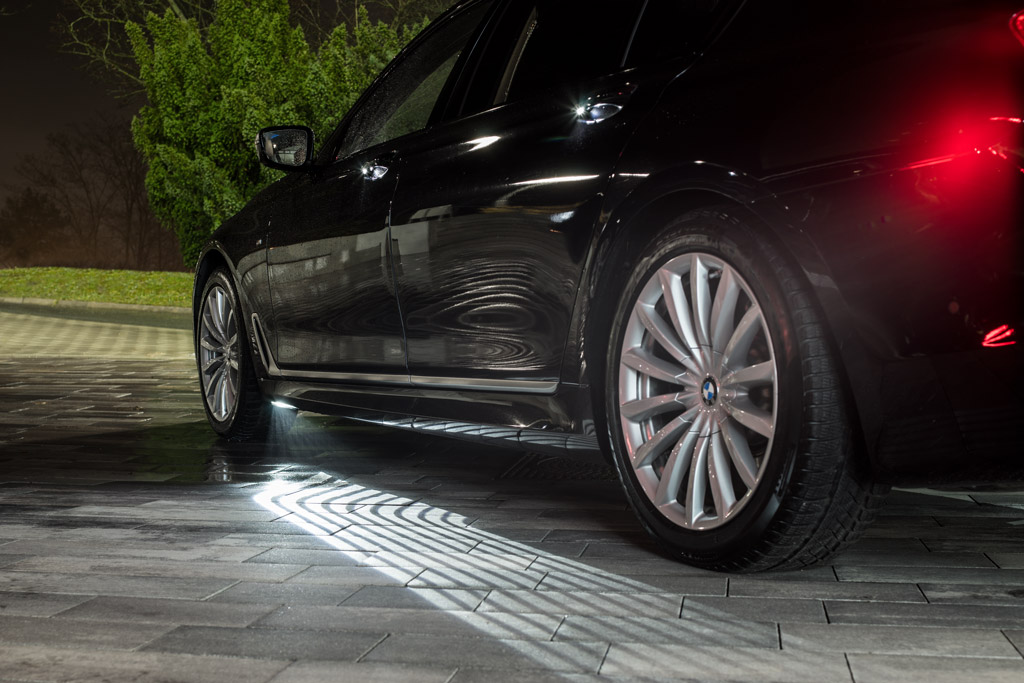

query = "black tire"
(604, 208), (888, 572)
(195, 268), (294, 442)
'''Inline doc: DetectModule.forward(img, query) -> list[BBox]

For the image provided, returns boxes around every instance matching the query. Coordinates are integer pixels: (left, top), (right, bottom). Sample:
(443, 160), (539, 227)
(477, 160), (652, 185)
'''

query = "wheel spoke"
(216, 368), (230, 418)
(689, 254), (712, 348)
(631, 406), (699, 468)
(621, 348), (697, 388)
(621, 391), (695, 422)
(707, 429), (738, 520)
(224, 366), (237, 410)
(658, 268), (700, 352)
(724, 396), (774, 438)
(203, 308), (225, 346)
(709, 264), (739, 354)
(722, 361), (774, 390)
(720, 415), (759, 489)
(209, 291), (224, 340)
(636, 304), (702, 376)
(202, 355), (223, 374)
(654, 416), (703, 507)
(224, 305), (236, 340)
(685, 426), (711, 526)
(721, 306), (761, 372)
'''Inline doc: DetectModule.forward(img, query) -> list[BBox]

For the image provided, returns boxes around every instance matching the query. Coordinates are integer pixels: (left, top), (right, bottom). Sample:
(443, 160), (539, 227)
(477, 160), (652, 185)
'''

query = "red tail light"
(982, 325), (1016, 348)
(1012, 11), (1024, 46)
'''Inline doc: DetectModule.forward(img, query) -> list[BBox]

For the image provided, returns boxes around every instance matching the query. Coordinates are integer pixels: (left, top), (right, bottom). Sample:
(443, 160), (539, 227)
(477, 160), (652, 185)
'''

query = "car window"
(336, 1), (493, 159)
(501, 1), (646, 103)
(624, 0), (726, 67)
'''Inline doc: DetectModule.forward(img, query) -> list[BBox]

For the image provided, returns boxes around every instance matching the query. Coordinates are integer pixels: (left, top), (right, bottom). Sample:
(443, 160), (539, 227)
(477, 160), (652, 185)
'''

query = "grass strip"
(0, 267), (192, 308)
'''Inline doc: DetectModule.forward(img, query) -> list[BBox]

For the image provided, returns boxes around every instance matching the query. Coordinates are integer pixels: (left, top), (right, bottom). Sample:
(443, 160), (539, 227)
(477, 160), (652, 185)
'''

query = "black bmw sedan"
(193, 0), (1024, 571)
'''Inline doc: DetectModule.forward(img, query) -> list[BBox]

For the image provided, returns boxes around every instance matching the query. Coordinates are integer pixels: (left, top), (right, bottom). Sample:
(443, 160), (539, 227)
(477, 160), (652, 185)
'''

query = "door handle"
(362, 164), (389, 180)
(576, 84), (638, 124)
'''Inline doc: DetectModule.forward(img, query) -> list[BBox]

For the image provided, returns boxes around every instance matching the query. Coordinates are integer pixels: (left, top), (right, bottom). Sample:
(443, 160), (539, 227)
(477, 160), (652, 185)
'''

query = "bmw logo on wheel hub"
(701, 377), (718, 407)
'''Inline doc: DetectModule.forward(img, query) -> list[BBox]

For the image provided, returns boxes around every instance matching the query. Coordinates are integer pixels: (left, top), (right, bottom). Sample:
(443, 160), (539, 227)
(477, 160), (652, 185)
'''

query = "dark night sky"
(0, 1), (125, 204)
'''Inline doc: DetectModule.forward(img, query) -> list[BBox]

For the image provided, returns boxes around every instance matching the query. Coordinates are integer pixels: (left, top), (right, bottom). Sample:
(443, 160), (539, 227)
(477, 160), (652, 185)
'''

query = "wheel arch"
(192, 245), (232, 330)
(579, 179), (883, 470)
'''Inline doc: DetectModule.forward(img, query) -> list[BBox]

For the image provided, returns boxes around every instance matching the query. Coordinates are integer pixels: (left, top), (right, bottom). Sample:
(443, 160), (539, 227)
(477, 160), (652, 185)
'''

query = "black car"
(193, 0), (1024, 571)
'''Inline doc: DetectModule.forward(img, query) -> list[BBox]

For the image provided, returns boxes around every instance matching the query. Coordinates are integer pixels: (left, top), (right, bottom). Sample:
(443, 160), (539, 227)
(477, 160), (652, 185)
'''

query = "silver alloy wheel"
(198, 284), (240, 423)
(618, 252), (778, 530)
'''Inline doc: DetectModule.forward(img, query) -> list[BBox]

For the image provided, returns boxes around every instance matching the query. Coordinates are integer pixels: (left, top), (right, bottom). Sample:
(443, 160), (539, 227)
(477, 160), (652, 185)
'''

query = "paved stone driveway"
(0, 308), (1022, 682)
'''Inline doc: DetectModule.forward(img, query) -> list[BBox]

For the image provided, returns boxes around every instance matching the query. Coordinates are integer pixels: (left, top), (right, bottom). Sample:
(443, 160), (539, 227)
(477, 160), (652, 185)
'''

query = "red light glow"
(989, 116), (1023, 124)
(1012, 11), (1024, 47)
(900, 155), (957, 171)
(982, 324), (1016, 347)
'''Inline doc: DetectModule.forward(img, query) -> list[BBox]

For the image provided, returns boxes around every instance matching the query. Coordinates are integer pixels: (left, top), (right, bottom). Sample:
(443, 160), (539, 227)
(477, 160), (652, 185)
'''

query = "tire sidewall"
(604, 214), (805, 567)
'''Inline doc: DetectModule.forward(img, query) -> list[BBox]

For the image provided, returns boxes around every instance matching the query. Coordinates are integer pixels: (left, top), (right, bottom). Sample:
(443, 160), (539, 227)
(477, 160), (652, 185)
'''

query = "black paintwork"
(197, 0), (1024, 483)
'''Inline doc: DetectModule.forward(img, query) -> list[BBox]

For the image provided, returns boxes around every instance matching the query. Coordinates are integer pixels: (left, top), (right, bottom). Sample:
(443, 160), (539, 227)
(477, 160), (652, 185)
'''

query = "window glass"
(502, 1), (646, 103)
(337, 1), (492, 159)
(625, 0), (723, 67)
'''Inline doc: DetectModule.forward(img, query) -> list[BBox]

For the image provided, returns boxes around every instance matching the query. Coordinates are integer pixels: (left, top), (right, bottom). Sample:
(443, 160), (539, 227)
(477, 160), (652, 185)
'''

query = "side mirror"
(255, 126), (314, 171)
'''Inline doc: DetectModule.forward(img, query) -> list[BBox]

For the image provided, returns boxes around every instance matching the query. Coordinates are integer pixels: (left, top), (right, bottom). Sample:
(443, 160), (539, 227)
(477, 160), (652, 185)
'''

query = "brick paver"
(0, 307), (1022, 681)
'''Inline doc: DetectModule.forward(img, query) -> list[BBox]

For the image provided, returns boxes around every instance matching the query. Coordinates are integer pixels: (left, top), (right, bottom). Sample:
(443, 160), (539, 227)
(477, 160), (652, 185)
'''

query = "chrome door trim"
(252, 314), (557, 395)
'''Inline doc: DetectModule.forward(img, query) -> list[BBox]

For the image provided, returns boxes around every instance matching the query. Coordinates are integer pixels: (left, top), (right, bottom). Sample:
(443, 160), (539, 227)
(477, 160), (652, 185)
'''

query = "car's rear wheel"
(196, 268), (292, 441)
(605, 208), (887, 571)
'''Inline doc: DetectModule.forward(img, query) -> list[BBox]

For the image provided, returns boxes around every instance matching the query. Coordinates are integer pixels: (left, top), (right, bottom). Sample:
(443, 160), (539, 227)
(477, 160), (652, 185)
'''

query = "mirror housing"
(255, 126), (314, 171)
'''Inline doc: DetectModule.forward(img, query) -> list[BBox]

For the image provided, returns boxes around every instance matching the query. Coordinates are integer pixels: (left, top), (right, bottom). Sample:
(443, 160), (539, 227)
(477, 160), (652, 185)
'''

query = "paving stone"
(1005, 630), (1024, 653)
(340, 585), (488, 610)
(286, 565), (421, 587)
(7, 556), (308, 582)
(267, 661), (456, 683)
(360, 550), (535, 571)
(728, 578), (927, 602)
(918, 583), (1024, 606)
(847, 654), (1024, 683)
(989, 553), (1024, 569)
(0, 614), (173, 650)
(0, 591), (93, 617)
(782, 623), (1021, 657)
(836, 566), (1024, 585)
(0, 538), (267, 563)
(361, 633), (608, 673)
(537, 571), (726, 596)
(825, 600), (1024, 628)
(407, 567), (546, 590)
(601, 644), (850, 680)
(259, 605), (563, 640)
(478, 590), (682, 617)
(339, 505), (477, 528)
(0, 554), (30, 568)
(245, 547), (369, 565)
(554, 614), (779, 648)
(0, 571), (236, 600)
(682, 596), (827, 623)
(923, 539), (1024, 553)
(448, 670), (616, 683)
(142, 624), (386, 661)
(831, 550), (996, 568)
(55, 596), (279, 627)
(208, 533), (349, 550)
(0, 643), (290, 683)
(206, 580), (358, 606)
